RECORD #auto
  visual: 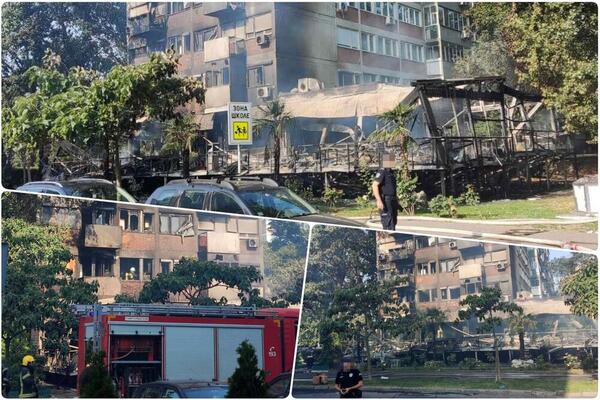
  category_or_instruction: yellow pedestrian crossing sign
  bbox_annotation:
[228,102,253,145]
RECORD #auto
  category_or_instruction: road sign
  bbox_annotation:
[228,102,253,146]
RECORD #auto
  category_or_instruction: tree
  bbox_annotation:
[162,113,201,179]
[255,99,292,179]
[84,51,205,186]
[79,351,117,398]
[135,258,264,306]
[467,2,598,140]
[1,218,98,380]
[457,287,522,382]
[453,36,517,85]
[370,103,419,215]
[507,310,536,358]
[1,3,126,77]
[328,278,407,380]
[560,255,597,320]
[226,341,268,398]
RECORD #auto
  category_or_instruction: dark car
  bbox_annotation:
[132,381,228,398]
[145,177,363,227]
[266,372,292,398]
[16,178,137,202]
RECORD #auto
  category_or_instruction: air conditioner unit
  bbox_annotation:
[256,86,272,99]
[497,262,507,271]
[385,15,394,25]
[256,34,270,47]
[297,77,324,93]
[448,241,458,250]
[247,238,258,249]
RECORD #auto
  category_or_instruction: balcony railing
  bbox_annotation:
[84,225,122,248]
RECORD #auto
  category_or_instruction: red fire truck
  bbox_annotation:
[76,304,298,397]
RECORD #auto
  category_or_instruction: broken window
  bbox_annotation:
[193,26,218,52]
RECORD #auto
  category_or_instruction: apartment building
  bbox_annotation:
[41,199,266,303]
[127,2,470,148]
[376,233,534,320]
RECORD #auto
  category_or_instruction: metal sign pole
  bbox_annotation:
[237,144,242,174]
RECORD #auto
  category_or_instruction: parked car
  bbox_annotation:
[16,178,137,202]
[132,381,228,398]
[145,177,363,226]
[266,372,292,398]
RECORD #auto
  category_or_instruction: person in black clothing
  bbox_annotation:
[2,364,10,397]
[335,361,363,398]
[372,153,398,231]
[19,355,38,398]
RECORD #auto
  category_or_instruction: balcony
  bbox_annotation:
[84,225,122,248]
[129,16,150,35]
[204,38,245,63]
[204,85,231,113]
[458,263,482,280]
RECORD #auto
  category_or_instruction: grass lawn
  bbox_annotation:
[314,191,577,220]
[372,377,597,394]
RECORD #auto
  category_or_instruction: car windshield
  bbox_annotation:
[182,387,228,398]
[237,188,317,218]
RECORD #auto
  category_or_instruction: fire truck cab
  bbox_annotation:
[76,304,298,397]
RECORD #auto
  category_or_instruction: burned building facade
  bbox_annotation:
[126,2,470,150]
[40,198,266,303]
[376,232,552,320]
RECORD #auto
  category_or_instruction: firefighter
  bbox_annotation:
[19,355,38,398]
[372,153,398,231]
[335,359,363,398]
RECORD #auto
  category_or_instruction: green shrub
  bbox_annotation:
[484,352,495,364]
[535,355,549,370]
[424,360,444,369]
[396,174,420,215]
[581,354,597,371]
[358,162,375,197]
[356,194,371,209]
[428,195,459,218]
[323,187,344,207]
[445,353,457,366]
[564,354,581,369]
[458,184,480,206]
[458,357,481,370]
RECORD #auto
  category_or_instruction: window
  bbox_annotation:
[93,209,114,225]
[337,27,359,49]
[143,213,153,232]
[245,12,273,39]
[450,287,461,299]
[338,71,360,86]
[168,2,184,14]
[363,73,377,83]
[179,190,207,210]
[431,288,438,300]
[418,289,430,302]
[426,44,440,60]
[159,213,194,236]
[150,189,178,206]
[167,35,183,54]
[361,32,375,53]
[120,258,139,281]
[120,209,140,232]
[463,279,483,295]
[398,5,422,26]
[441,287,448,300]
[94,257,113,277]
[143,259,153,281]
[160,260,173,274]
[183,33,191,53]
[440,258,459,273]
[401,42,423,62]
[210,192,244,214]
[222,67,230,85]
[430,261,437,274]
[193,27,218,52]
[247,66,264,87]
[442,42,464,62]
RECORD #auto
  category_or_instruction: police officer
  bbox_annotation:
[372,153,399,231]
[19,355,38,398]
[335,360,364,398]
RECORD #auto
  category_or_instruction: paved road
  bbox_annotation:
[359,217,597,250]
[292,387,468,398]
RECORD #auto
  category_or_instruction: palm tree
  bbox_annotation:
[508,310,536,358]
[162,113,200,179]
[255,99,291,179]
[370,103,416,180]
